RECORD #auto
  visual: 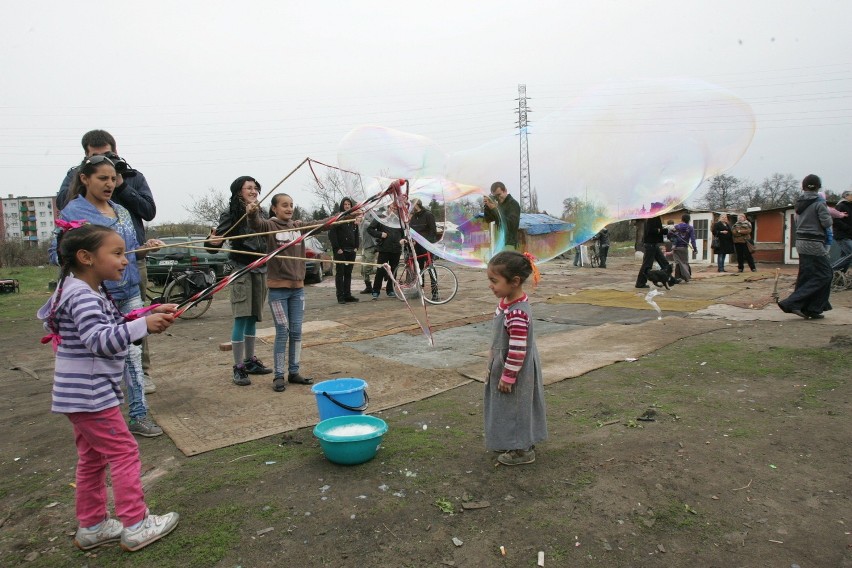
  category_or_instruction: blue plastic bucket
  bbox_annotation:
[311,378,369,421]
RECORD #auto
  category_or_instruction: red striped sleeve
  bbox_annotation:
[500,309,530,384]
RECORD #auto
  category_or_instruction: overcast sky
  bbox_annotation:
[2,0,851,224]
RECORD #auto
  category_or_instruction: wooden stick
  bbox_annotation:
[174,244,385,267]
[771,268,780,301]
[128,218,358,255]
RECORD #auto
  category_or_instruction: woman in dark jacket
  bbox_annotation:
[711,213,735,272]
[206,176,272,385]
[367,203,404,299]
[328,197,360,304]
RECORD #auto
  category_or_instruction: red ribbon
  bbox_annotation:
[124,304,160,321]
[40,333,61,352]
[54,219,87,232]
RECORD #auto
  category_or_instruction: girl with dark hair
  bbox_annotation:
[52,155,163,437]
[328,197,360,304]
[483,251,548,466]
[38,224,179,552]
[207,176,272,386]
[246,193,320,391]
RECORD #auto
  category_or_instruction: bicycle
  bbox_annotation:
[393,247,459,305]
[146,264,215,319]
[830,252,852,292]
[588,243,601,268]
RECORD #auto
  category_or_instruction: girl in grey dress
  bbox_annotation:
[484,251,548,466]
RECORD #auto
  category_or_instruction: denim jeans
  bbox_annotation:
[268,287,305,376]
[716,253,727,271]
[116,295,147,421]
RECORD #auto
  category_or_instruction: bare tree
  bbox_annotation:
[184,187,228,226]
[697,174,761,211]
[755,173,798,208]
[305,169,360,215]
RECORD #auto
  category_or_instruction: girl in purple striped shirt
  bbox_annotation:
[37,224,180,552]
[484,251,548,466]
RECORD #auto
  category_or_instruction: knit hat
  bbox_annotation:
[802,174,821,191]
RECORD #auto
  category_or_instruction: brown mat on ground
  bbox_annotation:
[151,342,471,456]
[459,317,728,384]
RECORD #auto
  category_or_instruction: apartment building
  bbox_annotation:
[0,195,58,244]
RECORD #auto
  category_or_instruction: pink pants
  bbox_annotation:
[67,406,147,527]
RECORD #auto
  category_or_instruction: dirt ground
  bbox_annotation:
[1,257,850,567]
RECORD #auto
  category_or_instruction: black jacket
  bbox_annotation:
[712,220,735,254]
[328,198,360,252]
[367,217,403,254]
[643,216,666,245]
[483,194,521,247]
[410,208,438,243]
[209,208,268,268]
[834,199,852,241]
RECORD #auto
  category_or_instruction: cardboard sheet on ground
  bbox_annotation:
[459,317,728,384]
[152,341,471,456]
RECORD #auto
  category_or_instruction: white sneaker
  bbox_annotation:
[120,511,179,551]
[143,374,157,394]
[74,516,123,550]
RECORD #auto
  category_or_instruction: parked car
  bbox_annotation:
[146,236,233,285]
[304,235,333,283]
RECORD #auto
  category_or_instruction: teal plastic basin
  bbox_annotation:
[313,415,388,465]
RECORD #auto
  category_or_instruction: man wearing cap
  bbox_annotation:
[834,190,852,272]
[777,174,834,319]
[483,181,521,251]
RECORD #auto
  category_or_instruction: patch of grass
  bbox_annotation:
[0,266,54,320]
[378,425,448,465]
[639,499,699,532]
[729,427,753,438]
[798,376,842,408]
[118,504,243,567]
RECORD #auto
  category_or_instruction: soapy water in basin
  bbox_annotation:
[324,424,380,437]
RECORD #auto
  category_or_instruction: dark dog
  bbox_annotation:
[645,265,673,289]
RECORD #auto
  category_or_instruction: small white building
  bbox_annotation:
[0,194,58,245]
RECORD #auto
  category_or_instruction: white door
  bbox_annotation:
[784,210,798,264]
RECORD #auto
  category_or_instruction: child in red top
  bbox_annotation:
[483,251,548,466]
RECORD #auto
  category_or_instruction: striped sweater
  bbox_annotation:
[497,294,530,384]
[37,276,149,414]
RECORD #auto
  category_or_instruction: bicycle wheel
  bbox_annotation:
[422,264,458,305]
[164,273,212,319]
[393,262,419,302]
[831,270,849,293]
[589,247,600,268]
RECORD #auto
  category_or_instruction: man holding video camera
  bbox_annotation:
[483,181,521,251]
[56,130,159,396]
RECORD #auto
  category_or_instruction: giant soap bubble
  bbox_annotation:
[339,78,755,266]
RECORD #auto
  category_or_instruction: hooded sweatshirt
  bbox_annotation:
[794,191,832,256]
[247,210,309,288]
[37,276,148,414]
